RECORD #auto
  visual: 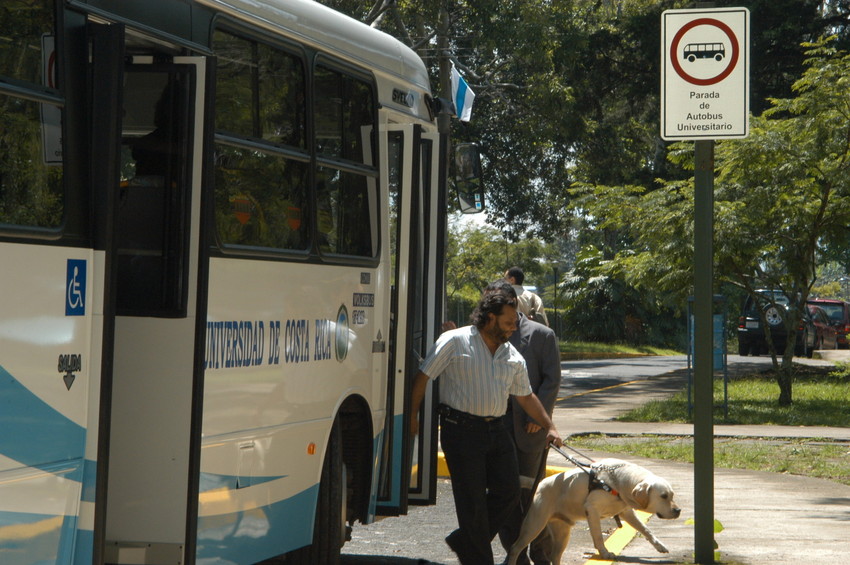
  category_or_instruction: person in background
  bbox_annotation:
[494,280,562,565]
[409,282,563,565]
[505,266,550,326]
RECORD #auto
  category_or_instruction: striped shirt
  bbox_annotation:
[419,325,531,417]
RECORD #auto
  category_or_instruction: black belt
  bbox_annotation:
[438,404,503,425]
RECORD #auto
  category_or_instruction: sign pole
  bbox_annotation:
[693,139,715,563]
[662,7,747,561]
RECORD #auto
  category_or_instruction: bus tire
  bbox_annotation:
[287,420,344,565]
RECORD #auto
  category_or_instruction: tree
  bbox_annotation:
[318,1,850,246]
[444,215,555,325]
[572,37,850,404]
[713,37,850,404]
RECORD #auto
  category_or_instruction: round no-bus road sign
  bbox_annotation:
[661,8,749,140]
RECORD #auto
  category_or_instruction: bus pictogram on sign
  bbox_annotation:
[670,18,740,86]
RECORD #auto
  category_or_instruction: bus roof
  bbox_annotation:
[197,0,431,92]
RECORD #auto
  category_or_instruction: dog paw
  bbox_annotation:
[650,539,669,553]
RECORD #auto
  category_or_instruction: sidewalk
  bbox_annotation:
[546,358,850,565]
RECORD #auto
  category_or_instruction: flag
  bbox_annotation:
[451,64,475,122]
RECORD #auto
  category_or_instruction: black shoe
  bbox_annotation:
[445,530,475,565]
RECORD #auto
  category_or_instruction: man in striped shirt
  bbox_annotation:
[410,283,562,565]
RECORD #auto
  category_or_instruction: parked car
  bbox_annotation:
[805,304,839,352]
[737,290,821,357]
[807,298,850,349]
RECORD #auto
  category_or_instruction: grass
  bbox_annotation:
[567,359,850,486]
[560,340,680,357]
[619,362,850,427]
[569,434,850,486]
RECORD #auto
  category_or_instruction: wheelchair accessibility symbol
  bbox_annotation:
[66,259,86,316]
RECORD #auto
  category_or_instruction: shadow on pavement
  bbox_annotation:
[342,558,445,564]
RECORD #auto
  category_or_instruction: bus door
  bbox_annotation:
[90,24,209,565]
[376,123,440,516]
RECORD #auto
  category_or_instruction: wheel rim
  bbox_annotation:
[765,306,783,326]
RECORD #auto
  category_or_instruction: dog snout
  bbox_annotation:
[658,505,681,520]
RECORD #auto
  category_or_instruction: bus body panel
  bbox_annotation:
[198,258,389,561]
[0,0,444,563]
[0,243,99,565]
[195,0,431,92]
[202,259,383,435]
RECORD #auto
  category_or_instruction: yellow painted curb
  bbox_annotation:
[436,454,569,479]
[580,510,652,564]
[436,454,648,564]
[437,451,450,478]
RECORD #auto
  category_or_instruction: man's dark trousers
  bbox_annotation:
[441,414,520,565]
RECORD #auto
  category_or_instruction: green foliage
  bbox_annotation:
[568,37,850,402]
[558,243,687,348]
[558,341,679,357]
[443,215,558,327]
[321,1,850,365]
[713,37,850,401]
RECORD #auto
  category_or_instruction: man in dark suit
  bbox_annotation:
[496,282,562,565]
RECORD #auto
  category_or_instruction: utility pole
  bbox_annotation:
[437,0,451,137]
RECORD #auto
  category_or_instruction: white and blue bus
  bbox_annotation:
[0,1,472,563]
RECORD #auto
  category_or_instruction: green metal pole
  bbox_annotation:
[693,139,715,563]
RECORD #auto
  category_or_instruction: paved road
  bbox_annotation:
[342,477,605,565]
[342,355,695,564]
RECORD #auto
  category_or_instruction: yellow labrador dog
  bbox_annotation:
[507,458,681,564]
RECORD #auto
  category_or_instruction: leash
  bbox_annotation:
[549,442,594,469]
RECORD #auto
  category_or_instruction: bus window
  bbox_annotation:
[214,146,310,250]
[0,0,55,84]
[314,64,376,165]
[0,94,64,228]
[213,30,306,149]
[117,69,192,316]
[314,63,378,258]
[212,29,311,252]
[316,167,376,257]
[0,0,64,229]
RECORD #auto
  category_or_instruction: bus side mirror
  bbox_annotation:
[453,143,484,214]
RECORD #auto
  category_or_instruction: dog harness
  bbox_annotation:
[588,464,625,528]
[587,467,619,497]
[548,444,628,527]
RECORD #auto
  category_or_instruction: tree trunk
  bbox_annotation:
[775,335,796,406]
[776,368,793,405]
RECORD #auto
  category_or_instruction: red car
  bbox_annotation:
[807,298,850,349]
[805,304,839,352]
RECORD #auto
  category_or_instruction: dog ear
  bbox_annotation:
[631,481,651,509]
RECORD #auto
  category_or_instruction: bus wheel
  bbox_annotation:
[287,420,344,565]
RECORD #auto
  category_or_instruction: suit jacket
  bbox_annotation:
[508,313,561,452]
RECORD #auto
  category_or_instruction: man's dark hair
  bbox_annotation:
[506,266,525,285]
[471,280,518,329]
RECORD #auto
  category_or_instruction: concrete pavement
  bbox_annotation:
[544,355,850,565]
